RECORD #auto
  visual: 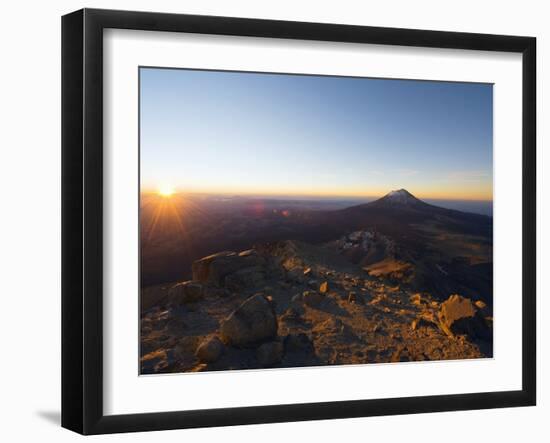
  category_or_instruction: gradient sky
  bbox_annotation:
[140,67,493,201]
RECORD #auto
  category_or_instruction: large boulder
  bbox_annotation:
[168,281,203,304]
[224,266,265,291]
[192,250,265,285]
[284,333,314,353]
[256,341,284,367]
[195,336,224,363]
[438,294,490,339]
[220,294,278,347]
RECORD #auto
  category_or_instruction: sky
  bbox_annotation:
[140,67,493,201]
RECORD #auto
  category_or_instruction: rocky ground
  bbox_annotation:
[140,237,493,374]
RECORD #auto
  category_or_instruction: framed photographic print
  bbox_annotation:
[61,8,536,434]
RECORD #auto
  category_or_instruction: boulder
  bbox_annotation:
[475,300,487,310]
[224,266,265,291]
[220,294,278,347]
[438,294,490,339]
[141,349,176,374]
[474,299,492,316]
[319,281,329,293]
[175,336,201,356]
[409,293,423,306]
[284,333,314,353]
[192,251,264,285]
[280,306,304,324]
[195,336,224,363]
[238,249,257,258]
[192,251,236,282]
[256,341,284,366]
[411,314,438,331]
[168,281,204,303]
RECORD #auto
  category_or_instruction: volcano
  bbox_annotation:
[335,189,492,238]
[370,188,427,208]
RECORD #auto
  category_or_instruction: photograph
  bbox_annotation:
[138,67,494,375]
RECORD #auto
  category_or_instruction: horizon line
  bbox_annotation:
[140,188,493,202]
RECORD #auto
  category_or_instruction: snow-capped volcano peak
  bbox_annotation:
[384,189,417,203]
[368,189,427,209]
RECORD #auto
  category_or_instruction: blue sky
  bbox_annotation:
[140,67,493,200]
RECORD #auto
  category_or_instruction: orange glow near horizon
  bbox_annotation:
[141,193,214,249]
[141,185,492,202]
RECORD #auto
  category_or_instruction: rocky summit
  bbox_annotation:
[140,237,493,374]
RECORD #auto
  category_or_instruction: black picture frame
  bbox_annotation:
[62,8,536,435]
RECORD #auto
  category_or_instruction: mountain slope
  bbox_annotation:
[140,240,493,374]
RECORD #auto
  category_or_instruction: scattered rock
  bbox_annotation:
[410,293,423,306]
[280,306,304,324]
[391,347,410,362]
[192,251,235,282]
[192,251,264,285]
[411,311,440,331]
[195,336,224,363]
[168,281,204,303]
[141,349,176,374]
[166,317,186,333]
[284,333,314,353]
[438,294,490,339]
[238,249,257,258]
[190,363,209,372]
[347,291,364,305]
[220,294,278,347]
[314,318,355,338]
[302,291,324,307]
[475,300,487,310]
[256,341,284,366]
[175,336,201,357]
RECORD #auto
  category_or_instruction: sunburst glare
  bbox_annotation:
[158,185,175,197]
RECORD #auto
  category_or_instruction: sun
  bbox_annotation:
[157,185,175,198]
